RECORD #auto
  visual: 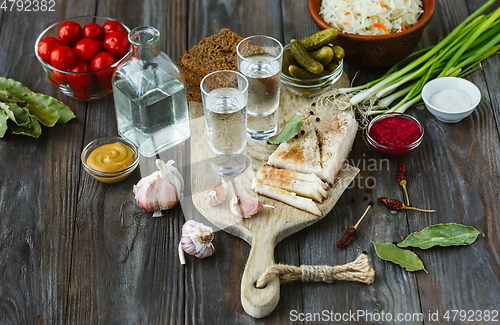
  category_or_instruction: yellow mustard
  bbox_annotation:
[87,142,135,173]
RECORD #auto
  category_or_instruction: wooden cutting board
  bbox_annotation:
[189,73,359,318]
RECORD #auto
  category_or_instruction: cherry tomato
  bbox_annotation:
[96,41,105,53]
[91,52,116,77]
[71,83,94,100]
[74,38,99,62]
[49,70,68,88]
[50,45,77,71]
[103,31,130,59]
[82,23,104,41]
[66,60,93,87]
[102,20,126,35]
[51,70,68,84]
[58,21,83,47]
[95,75,113,90]
[38,37,61,63]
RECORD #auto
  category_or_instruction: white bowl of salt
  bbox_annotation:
[422,77,481,123]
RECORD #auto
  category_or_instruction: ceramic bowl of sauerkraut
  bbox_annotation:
[309,0,435,67]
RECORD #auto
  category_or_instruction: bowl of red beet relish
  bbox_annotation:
[366,113,424,158]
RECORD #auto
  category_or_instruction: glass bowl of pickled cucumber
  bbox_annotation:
[281,42,343,97]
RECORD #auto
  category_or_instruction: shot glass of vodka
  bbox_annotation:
[237,35,283,140]
[200,70,249,176]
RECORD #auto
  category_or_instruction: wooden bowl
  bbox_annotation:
[309,0,435,67]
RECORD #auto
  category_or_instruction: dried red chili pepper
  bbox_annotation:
[378,197,435,212]
[379,197,404,210]
[336,227,356,248]
[396,162,406,184]
[336,205,372,248]
[396,162,410,205]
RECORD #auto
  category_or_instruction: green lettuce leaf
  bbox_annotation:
[373,242,427,273]
[398,223,484,249]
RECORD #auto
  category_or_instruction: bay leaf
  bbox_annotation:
[1,102,31,127]
[373,242,427,273]
[24,93,72,124]
[0,109,8,138]
[398,223,483,249]
[10,115,42,138]
[0,77,75,138]
[0,77,75,125]
[0,76,32,99]
[26,102,61,127]
[268,113,304,144]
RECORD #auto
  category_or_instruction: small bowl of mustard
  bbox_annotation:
[81,137,139,183]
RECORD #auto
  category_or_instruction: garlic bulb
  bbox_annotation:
[230,195,274,218]
[133,159,184,217]
[179,220,215,265]
[203,181,225,206]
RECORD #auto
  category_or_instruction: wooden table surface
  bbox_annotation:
[1,0,499,324]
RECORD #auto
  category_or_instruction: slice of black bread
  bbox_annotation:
[176,54,204,85]
[181,28,243,77]
[177,28,268,101]
[176,58,202,102]
[185,79,202,102]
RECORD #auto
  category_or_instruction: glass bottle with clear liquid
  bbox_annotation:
[112,26,190,157]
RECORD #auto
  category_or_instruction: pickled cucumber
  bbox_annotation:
[299,28,339,51]
[290,39,324,74]
[331,45,345,62]
[324,62,339,73]
[289,64,330,79]
[309,46,334,66]
[282,48,297,76]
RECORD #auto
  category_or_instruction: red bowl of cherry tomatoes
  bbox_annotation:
[35,16,131,101]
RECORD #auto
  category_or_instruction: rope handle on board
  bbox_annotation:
[255,253,375,289]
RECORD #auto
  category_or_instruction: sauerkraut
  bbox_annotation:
[320,0,423,36]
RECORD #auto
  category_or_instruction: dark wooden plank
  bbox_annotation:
[96,0,187,59]
[478,8,500,136]
[187,0,282,46]
[0,3,94,324]
[397,1,500,323]
[64,0,190,324]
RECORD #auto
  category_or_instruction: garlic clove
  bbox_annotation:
[230,195,274,218]
[135,176,159,211]
[160,159,184,202]
[194,243,214,259]
[179,220,215,264]
[203,181,226,206]
[133,171,159,194]
[152,177,179,210]
[182,219,198,233]
[165,160,184,192]
[134,159,183,216]
[180,234,198,255]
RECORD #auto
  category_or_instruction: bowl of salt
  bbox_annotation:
[422,77,481,123]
